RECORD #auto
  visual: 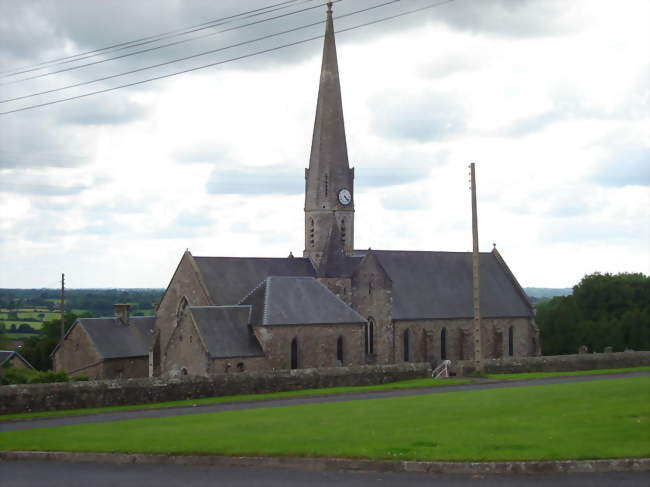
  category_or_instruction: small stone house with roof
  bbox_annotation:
[52,305,154,379]
[55,4,539,380]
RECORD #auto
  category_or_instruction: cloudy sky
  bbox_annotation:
[0,0,648,289]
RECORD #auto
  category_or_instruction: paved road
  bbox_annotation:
[1,460,648,487]
[2,371,648,432]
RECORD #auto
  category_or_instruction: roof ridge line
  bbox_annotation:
[312,278,366,321]
[190,305,249,309]
[262,277,272,326]
[237,278,267,305]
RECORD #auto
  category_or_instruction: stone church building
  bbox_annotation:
[54,4,539,379]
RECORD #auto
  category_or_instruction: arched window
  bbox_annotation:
[336,336,344,363]
[508,326,514,356]
[365,318,375,355]
[291,337,299,369]
[440,328,447,360]
[403,329,410,362]
[309,218,315,247]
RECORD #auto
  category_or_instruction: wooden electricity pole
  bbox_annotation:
[59,273,65,371]
[470,163,483,373]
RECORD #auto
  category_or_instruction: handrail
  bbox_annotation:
[432,359,451,378]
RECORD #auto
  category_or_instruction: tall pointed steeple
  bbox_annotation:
[304,2,355,265]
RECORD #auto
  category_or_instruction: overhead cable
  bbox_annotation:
[0,0,312,78]
[0,0,454,116]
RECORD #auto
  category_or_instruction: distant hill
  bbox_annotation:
[524,287,573,299]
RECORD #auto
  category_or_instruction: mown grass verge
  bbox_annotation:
[1,376,647,461]
[485,365,650,381]
[0,377,470,422]
[2,366,648,422]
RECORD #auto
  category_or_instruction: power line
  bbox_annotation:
[0,0,311,78]
[0,0,363,104]
[1,0,339,88]
[0,0,454,116]
[2,0,324,84]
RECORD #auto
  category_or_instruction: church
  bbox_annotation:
[54,4,540,380]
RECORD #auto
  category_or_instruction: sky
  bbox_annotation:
[0,0,648,289]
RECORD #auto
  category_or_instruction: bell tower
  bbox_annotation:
[304,2,354,266]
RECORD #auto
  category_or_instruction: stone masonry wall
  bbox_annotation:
[393,317,534,364]
[155,252,213,372]
[351,253,394,364]
[208,357,269,375]
[52,323,103,378]
[254,323,365,369]
[163,311,209,377]
[0,363,431,415]
[102,357,149,379]
[457,350,650,375]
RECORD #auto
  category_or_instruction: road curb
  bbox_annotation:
[1,451,648,474]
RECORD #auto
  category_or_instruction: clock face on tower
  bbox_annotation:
[338,188,352,205]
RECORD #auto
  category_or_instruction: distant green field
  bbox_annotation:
[5,333,38,339]
[0,321,43,329]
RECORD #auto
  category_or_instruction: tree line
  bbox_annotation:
[0,288,163,317]
[536,272,649,355]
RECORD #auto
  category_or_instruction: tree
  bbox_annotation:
[536,272,649,355]
[20,313,77,371]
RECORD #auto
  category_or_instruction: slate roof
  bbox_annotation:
[242,276,366,326]
[193,256,317,305]
[360,250,533,320]
[75,316,155,359]
[188,306,264,359]
[0,350,34,369]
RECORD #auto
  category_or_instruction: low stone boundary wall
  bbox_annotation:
[0,363,431,415]
[458,351,650,375]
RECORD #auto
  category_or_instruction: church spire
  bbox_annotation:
[304,2,355,264]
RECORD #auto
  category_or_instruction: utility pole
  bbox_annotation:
[59,273,65,372]
[470,163,483,373]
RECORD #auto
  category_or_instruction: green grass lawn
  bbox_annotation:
[486,366,650,381]
[0,378,471,421]
[1,377,647,461]
[2,366,647,422]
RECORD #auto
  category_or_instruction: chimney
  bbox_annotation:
[114,304,130,325]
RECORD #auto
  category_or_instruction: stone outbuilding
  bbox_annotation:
[52,305,154,379]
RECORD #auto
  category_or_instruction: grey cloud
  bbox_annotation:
[357,164,430,189]
[504,95,598,136]
[0,177,89,196]
[55,97,148,126]
[381,192,428,211]
[0,111,92,168]
[207,165,302,195]
[428,0,572,38]
[372,92,465,142]
[173,144,230,165]
[592,147,650,188]
[504,86,649,137]
[0,0,572,81]
[545,198,592,218]
[419,51,487,79]
[150,209,216,239]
